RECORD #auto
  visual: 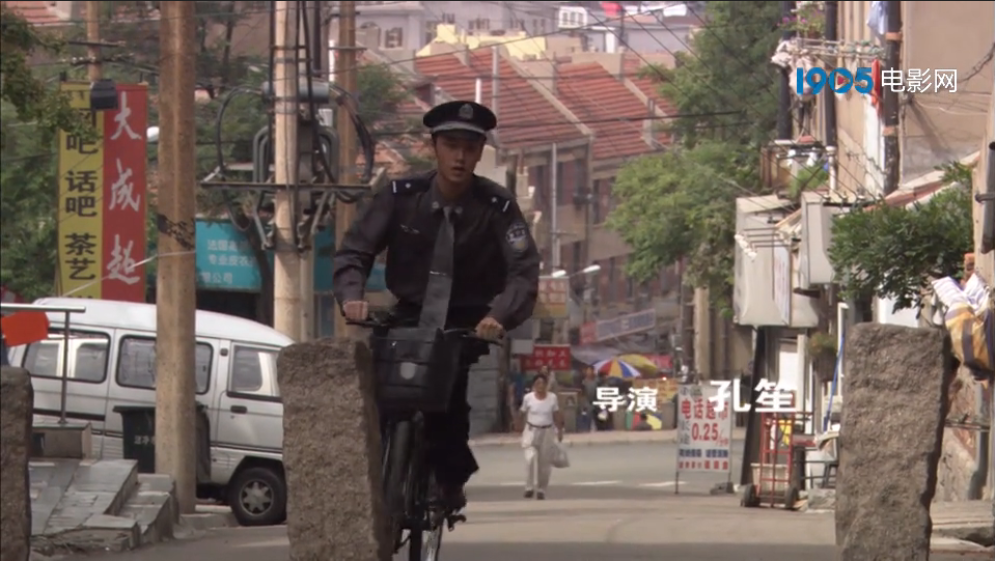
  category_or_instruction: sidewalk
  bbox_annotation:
[469,427,748,448]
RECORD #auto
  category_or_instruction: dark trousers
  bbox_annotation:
[423,360,478,487]
[383,303,487,487]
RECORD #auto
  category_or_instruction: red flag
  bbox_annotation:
[1,311,50,347]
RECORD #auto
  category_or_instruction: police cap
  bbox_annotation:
[422,100,497,138]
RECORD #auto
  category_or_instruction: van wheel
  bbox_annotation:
[228,466,286,526]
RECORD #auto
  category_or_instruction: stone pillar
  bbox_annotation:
[278,339,390,561]
[1,367,34,561]
[835,324,954,561]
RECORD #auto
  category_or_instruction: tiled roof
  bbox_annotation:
[3,1,65,25]
[622,53,676,115]
[555,62,658,161]
[415,51,586,150]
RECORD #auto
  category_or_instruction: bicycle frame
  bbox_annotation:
[350,318,497,560]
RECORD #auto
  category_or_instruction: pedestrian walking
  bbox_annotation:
[520,374,564,500]
[579,366,598,432]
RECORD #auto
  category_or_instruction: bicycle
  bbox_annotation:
[348,317,500,561]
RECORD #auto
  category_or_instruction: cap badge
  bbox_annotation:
[458,103,473,120]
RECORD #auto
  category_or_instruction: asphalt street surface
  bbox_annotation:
[61,442,986,561]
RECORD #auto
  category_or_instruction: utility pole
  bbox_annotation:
[550,143,560,273]
[333,0,358,340]
[273,0,303,341]
[296,2,321,341]
[156,1,198,515]
[823,1,839,149]
[677,258,695,378]
[85,0,101,80]
[882,1,902,195]
[777,1,796,140]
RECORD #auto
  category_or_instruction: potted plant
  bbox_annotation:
[781,1,826,39]
[808,330,838,362]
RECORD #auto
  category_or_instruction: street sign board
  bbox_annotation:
[532,276,569,319]
[675,383,734,492]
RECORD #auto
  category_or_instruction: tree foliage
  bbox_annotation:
[654,1,782,148]
[607,141,759,293]
[1,2,410,300]
[356,62,411,132]
[828,187,975,312]
[0,6,93,150]
[610,1,783,303]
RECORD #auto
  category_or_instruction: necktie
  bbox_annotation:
[419,206,455,329]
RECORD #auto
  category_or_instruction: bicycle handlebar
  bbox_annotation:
[346,319,504,346]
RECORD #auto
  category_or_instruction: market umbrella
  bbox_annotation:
[617,354,661,376]
[592,358,640,378]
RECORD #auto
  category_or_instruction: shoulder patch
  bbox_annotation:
[505,221,530,254]
[390,177,431,195]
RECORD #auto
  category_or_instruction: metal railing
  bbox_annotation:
[1,303,87,424]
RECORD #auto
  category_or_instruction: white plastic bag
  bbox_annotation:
[550,441,570,469]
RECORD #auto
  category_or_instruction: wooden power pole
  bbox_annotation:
[333,0,358,340]
[85,0,101,80]
[882,1,902,195]
[156,1,198,515]
[273,1,303,341]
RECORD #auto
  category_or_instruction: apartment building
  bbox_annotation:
[822,1,994,196]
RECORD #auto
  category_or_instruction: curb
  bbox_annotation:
[180,511,238,531]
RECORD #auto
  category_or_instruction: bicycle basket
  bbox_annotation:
[370,327,464,413]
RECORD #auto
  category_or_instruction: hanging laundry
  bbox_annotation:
[867,1,888,39]
[932,274,993,381]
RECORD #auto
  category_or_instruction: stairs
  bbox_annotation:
[29,459,178,555]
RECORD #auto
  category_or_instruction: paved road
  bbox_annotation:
[470,441,740,496]
[60,442,988,560]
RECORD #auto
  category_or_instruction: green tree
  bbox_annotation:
[828,186,975,312]
[607,141,758,294]
[655,1,782,147]
[356,62,411,132]
[0,6,95,299]
[610,1,783,304]
[0,6,92,149]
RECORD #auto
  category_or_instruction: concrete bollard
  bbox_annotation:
[1,367,34,561]
[278,338,390,561]
[836,324,954,561]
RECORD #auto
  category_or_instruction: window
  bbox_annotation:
[592,180,602,224]
[22,332,110,383]
[425,21,440,45]
[116,337,213,394]
[229,347,280,399]
[384,27,404,48]
[360,22,382,49]
[555,161,566,203]
[607,257,617,302]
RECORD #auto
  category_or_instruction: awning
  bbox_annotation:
[571,345,622,365]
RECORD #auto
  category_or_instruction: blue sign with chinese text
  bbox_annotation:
[195,221,270,291]
[195,220,385,292]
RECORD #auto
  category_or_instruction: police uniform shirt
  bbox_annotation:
[332,173,541,331]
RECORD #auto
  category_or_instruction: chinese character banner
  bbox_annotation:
[57,82,148,302]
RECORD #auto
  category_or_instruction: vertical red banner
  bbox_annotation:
[101,84,149,302]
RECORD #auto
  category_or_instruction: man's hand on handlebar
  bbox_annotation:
[343,300,369,321]
[474,316,504,342]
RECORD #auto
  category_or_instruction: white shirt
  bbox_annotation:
[521,392,559,427]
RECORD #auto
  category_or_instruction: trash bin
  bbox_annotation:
[113,404,211,483]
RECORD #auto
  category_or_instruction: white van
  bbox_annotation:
[8,297,293,526]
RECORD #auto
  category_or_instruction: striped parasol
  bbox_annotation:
[592,358,641,378]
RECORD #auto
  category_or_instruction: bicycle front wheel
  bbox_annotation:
[384,419,413,548]
[419,524,443,561]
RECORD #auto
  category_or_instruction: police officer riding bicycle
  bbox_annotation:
[332,99,541,510]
